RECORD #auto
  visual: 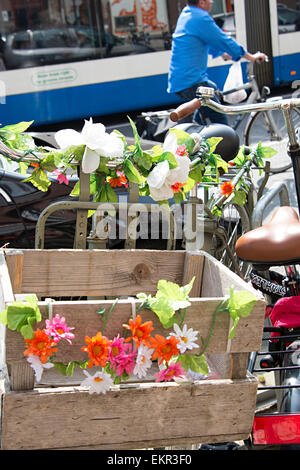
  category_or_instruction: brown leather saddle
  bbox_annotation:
[235,206,300,265]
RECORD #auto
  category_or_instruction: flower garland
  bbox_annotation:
[0,281,258,395]
[0,117,267,210]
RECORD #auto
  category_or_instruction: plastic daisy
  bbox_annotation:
[149,334,180,365]
[123,315,154,347]
[80,369,114,394]
[26,354,54,382]
[81,331,112,368]
[24,328,58,364]
[154,362,186,382]
[133,343,154,379]
[168,323,199,354]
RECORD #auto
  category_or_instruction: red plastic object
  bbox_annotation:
[253,414,300,444]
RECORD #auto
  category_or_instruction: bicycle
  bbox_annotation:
[170,60,300,174]
[170,83,300,449]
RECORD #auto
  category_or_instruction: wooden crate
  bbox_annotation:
[0,248,265,450]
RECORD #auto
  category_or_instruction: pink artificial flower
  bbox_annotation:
[109,335,127,369]
[45,314,75,344]
[176,144,187,157]
[154,362,186,383]
[52,169,69,185]
[112,342,137,377]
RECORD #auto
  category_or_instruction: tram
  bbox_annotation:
[0,0,299,127]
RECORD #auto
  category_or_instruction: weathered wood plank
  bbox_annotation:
[182,252,204,297]
[16,249,187,297]
[4,250,24,294]
[1,377,258,450]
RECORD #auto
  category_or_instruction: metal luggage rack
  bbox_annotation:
[249,325,300,447]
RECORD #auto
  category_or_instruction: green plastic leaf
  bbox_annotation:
[230,189,247,206]
[0,121,34,134]
[156,279,192,310]
[206,137,223,154]
[124,159,145,184]
[227,287,257,339]
[22,169,51,192]
[169,128,195,155]
[2,295,41,338]
[178,354,209,375]
[147,296,175,329]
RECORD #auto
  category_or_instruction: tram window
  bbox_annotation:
[277,1,300,33]
[0,0,176,70]
[212,0,236,38]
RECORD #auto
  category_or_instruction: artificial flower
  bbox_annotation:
[108,334,127,368]
[81,331,112,368]
[80,369,114,394]
[54,118,124,174]
[24,328,58,364]
[185,368,210,381]
[133,343,154,379]
[149,334,180,365]
[220,180,235,197]
[107,170,128,188]
[175,144,187,156]
[146,133,191,202]
[168,323,199,354]
[123,314,154,347]
[45,314,75,344]
[52,169,69,185]
[112,342,137,377]
[26,354,54,382]
[154,362,186,382]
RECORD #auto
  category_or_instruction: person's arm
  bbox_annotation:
[243,51,267,62]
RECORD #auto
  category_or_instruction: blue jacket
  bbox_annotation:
[167,6,247,93]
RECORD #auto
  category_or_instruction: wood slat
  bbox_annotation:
[14,249,187,297]
[2,377,258,450]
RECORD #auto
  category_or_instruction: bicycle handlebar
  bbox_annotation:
[169,88,300,122]
[169,98,201,123]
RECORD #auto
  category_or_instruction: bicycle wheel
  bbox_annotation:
[211,203,251,279]
[245,107,300,173]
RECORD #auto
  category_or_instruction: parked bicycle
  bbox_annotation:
[170,83,300,449]
[169,60,300,174]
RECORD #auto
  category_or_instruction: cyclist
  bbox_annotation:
[167,0,266,126]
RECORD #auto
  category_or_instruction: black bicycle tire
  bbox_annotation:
[244,109,299,174]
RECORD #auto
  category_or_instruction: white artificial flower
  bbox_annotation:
[133,344,154,379]
[168,324,199,354]
[147,155,190,202]
[185,368,210,381]
[80,369,114,394]
[26,354,54,382]
[171,299,191,311]
[163,131,178,155]
[54,118,124,174]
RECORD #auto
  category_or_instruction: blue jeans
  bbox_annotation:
[176,80,229,126]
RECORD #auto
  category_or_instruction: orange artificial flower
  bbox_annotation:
[108,171,128,188]
[149,334,180,365]
[81,331,112,368]
[30,162,39,170]
[171,182,186,194]
[24,328,58,364]
[123,314,154,347]
[220,180,235,197]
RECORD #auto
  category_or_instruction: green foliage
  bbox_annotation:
[137,277,195,329]
[178,354,209,376]
[0,295,41,339]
